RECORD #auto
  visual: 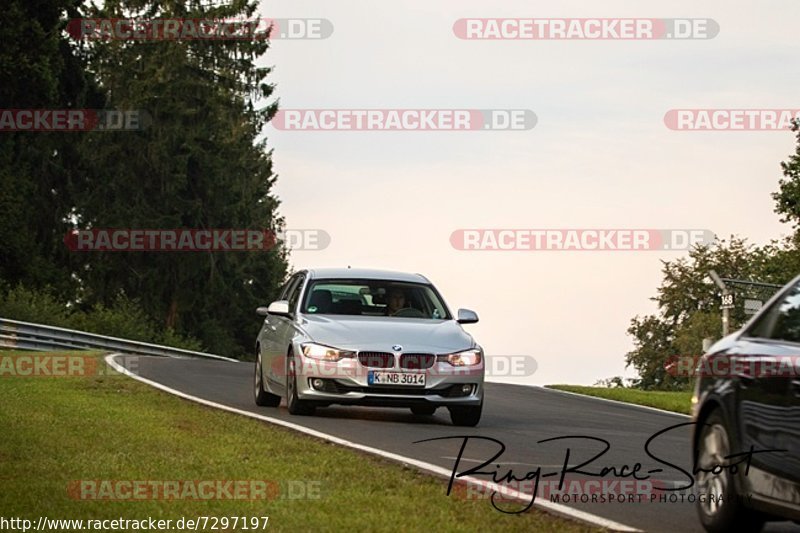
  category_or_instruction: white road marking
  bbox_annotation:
[538,386,691,419]
[105,354,641,532]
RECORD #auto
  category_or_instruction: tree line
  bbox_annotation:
[623,124,800,389]
[0,0,288,358]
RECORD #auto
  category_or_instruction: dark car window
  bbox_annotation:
[768,282,800,343]
[280,276,298,301]
[301,279,450,319]
[285,274,306,314]
[747,301,779,339]
[277,279,292,300]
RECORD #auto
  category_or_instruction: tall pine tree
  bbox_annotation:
[0,0,99,297]
[72,0,287,356]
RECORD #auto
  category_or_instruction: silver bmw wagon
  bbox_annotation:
[253,268,484,426]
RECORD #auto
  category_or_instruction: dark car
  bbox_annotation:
[692,275,800,532]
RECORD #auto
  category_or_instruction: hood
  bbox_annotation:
[706,331,741,354]
[299,314,475,353]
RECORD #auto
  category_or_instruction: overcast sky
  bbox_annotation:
[257,0,800,385]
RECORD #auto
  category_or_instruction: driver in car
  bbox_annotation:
[386,287,409,316]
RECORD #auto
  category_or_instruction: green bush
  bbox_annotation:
[158,327,204,352]
[0,284,72,327]
[70,295,159,343]
[0,284,206,353]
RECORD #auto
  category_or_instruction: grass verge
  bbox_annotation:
[0,350,593,532]
[546,385,692,415]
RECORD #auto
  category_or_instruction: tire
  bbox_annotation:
[286,352,315,416]
[695,410,765,533]
[449,400,482,427]
[254,349,281,407]
[411,405,437,416]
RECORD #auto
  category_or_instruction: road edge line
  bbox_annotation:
[539,386,691,418]
[105,354,641,532]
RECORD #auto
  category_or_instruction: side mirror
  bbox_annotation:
[267,300,291,317]
[457,308,479,324]
[256,306,270,316]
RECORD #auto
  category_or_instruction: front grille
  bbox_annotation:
[399,353,435,369]
[358,351,394,368]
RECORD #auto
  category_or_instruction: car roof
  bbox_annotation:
[307,268,430,284]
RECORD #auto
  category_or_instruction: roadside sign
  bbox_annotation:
[744,299,763,315]
[720,293,735,310]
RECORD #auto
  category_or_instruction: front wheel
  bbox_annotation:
[695,411,765,533]
[286,353,315,416]
[254,350,280,407]
[449,400,482,427]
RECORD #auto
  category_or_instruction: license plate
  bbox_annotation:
[368,371,426,387]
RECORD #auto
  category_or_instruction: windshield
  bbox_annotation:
[301,279,451,319]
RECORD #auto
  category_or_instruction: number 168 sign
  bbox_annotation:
[721,293,735,309]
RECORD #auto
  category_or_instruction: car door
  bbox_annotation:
[264,273,306,394]
[261,274,300,393]
[735,280,800,500]
[757,283,800,486]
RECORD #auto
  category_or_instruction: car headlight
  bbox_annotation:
[301,343,354,362]
[446,348,482,366]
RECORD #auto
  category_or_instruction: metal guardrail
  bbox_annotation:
[0,317,237,362]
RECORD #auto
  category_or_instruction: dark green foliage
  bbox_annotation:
[0,0,99,297]
[773,121,800,228]
[626,126,800,389]
[0,0,287,358]
[626,238,798,390]
[0,284,202,350]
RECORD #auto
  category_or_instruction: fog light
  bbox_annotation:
[461,384,472,395]
[312,378,325,390]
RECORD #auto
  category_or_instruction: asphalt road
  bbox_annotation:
[119,355,800,533]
